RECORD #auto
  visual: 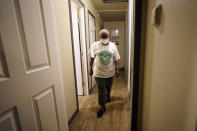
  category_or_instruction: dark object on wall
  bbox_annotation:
[152,4,162,27]
[120,66,125,71]
[100,25,104,30]
[112,40,119,45]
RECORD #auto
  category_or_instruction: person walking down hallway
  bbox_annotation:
[89,29,120,118]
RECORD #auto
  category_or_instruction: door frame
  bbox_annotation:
[71,1,84,96]
[130,0,143,130]
[68,0,88,124]
[87,10,96,93]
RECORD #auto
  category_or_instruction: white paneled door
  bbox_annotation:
[0,0,68,131]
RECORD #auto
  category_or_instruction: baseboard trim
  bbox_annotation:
[68,109,79,125]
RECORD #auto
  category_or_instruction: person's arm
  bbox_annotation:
[115,60,120,77]
[113,44,120,77]
[89,42,95,76]
[89,57,94,76]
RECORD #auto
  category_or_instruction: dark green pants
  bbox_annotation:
[95,77,113,106]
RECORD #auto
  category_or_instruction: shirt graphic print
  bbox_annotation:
[89,41,120,78]
[99,50,112,66]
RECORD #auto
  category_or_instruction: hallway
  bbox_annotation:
[69,72,131,131]
[1,0,197,130]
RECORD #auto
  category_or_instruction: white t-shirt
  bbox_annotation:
[89,41,120,78]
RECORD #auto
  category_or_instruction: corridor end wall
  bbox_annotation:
[104,21,126,68]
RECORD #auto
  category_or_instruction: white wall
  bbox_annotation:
[142,0,197,130]
[104,21,126,68]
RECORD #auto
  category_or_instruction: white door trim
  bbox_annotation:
[69,0,89,97]
[88,10,96,93]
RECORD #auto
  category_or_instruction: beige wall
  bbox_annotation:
[81,0,103,49]
[81,0,103,91]
[53,0,103,120]
[53,0,77,120]
[104,21,126,68]
[141,0,197,131]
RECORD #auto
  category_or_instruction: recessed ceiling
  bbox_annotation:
[103,0,128,3]
[92,0,128,10]
[92,0,128,22]
[99,11,126,21]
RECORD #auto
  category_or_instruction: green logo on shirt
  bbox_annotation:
[99,50,112,65]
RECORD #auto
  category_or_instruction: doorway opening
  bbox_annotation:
[87,10,96,93]
[69,0,89,97]
[68,0,143,130]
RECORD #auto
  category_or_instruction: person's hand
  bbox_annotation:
[89,69,93,76]
[115,71,119,77]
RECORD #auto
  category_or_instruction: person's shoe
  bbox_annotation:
[97,107,106,118]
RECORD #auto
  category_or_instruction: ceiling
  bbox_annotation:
[99,10,126,21]
[92,0,128,21]
[103,0,128,3]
